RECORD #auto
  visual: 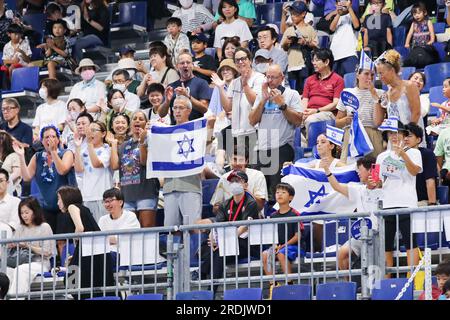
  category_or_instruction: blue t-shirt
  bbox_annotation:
[168,76,212,125]
[0,121,33,146]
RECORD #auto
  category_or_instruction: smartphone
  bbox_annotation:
[370,164,380,183]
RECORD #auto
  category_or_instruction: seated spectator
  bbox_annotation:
[301,48,344,141]
[136,46,179,97]
[0,132,22,196]
[418,259,450,300]
[172,0,215,35]
[143,83,171,125]
[280,1,319,93]
[110,111,160,228]
[73,0,110,62]
[45,2,76,36]
[13,125,76,234]
[0,272,9,300]
[191,33,217,84]
[158,52,211,125]
[99,89,132,134]
[213,0,256,28]
[254,26,288,75]
[33,78,67,142]
[427,78,450,136]
[214,0,253,60]
[106,58,141,94]
[98,188,141,251]
[0,98,32,147]
[252,49,273,75]
[210,145,268,214]
[62,98,87,147]
[0,168,21,231]
[109,113,130,148]
[220,37,240,62]
[164,17,190,67]
[68,58,106,120]
[434,127,450,192]
[110,69,141,112]
[161,96,202,227]
[329,0,360,76]
[6,197,55,299]
[1,24,31,84]
[403,2,439,69]
[249,64,303,202]
[73,121,112,222]
[56,186,114,300]
[362,0,393,59]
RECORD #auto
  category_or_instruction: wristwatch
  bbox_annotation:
[317,109,321,113]
[279,103,287,111]
[326,172,332,177]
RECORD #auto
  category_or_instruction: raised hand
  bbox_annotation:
[165,86,174,102]
[12,140,25,156]
[270,88,284,106]
[261,81,270,101]
[210,73,225,88]
[105,131,118,145]
[73,134,83,148]
[98,97,108,113]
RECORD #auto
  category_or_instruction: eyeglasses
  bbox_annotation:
[89,128,103,133]
[103,198,117,204]
[1,106,18,112]
[266,75,281,80]
[173,106,189,111]
[234,56,249,63]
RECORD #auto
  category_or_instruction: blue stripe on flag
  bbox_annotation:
[151,118,207,134]
[282,165,359,183]
[152,158,205,170]
[349,112,374,157]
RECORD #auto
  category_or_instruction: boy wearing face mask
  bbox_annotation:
[111,69,141,112]
[68,58,106,121]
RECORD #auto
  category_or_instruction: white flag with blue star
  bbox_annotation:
[146,118,207,178]
[279,163,360,216]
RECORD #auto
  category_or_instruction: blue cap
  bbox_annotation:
[119,46,135,56]
[289,1,308,13]
[190,33,209,43]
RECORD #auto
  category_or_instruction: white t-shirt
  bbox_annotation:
[214,19,253,48]
[347,183,383,230]
[79,143,113,201]
[144,107,171,125]
[98,209,141,251]
[376,148,423,209]
[0,194,21,230]
[68,79,106,119]
[329,14,358,61]
[32,100,67,129]
[124,90,141,112]
[227,71,265,136]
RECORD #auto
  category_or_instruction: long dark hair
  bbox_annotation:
[0,131,15,162]
[18,197,45,226]
[57,186,83,211]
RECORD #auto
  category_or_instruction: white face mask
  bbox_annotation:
[179,0,193,9]
[255,63,270,74]
[69,111,80,121]
[111,98,125,111]
[113,83,126,92]
[229,182,244,196]
[39,87,48,100]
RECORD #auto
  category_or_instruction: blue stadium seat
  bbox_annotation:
[371,278,413,300]
[305,219,350,258]
[393,26,406,47]
[318,35,330,49]
[22,14,45,43]
[6,0,16,10]
[256,3,283,25]
[86,296,121,300]
[202,179,219,218]
[400,66,416,80]
[424,63,450,92]
[289,79,297,90]
[429,85,446,117]
[205,48,216,58]
[344,72,356,88]
[4,66,40,93]
[296,120,335,160]
[438,185,449,205]
[316,282,357,300]
[126,293,163,300]
[433,22,446,34]
[433,42,447,62]
[394,46,409,61]
[176,290,214,300]
[111,1,148,30]
[271,284,312,300]
[223,288,262,300]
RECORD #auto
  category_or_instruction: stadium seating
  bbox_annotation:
[271,284,312,300]
[305,219,350,259]
[371,278,413,300]
[400,66,416,81]
[428,85,446,117]
[289,79,297,90]
[2,67,41,106]
[433,22,446,34]
[316,282,357,300]
[318,35,330,49]
[256,3,284,25]
[424,62,450,92]
[437,185,449,205]
[344,72,355,88]
[110,1,149,35]
[223,288,263,300]
[394,46,409,61]
[202,179,219,218]
[22,13,45,44]
[205,48,216,58]
[393,26,406,47]
[433,42,447,62]
[176,290,214,300]
[126,293,164,300]
[86,296,121,300]
[296,120,335,160]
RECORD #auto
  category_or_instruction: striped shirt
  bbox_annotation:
[172,4,215,34]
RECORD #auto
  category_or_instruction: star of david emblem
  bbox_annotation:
[177,134,195,159]
[304,185,328,208]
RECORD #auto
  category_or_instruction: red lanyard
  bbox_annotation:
[229,195,245,222]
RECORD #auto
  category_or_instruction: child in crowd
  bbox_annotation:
[1,23,31,84]
[280,1,318,94]
[329,0,360,76]
[362,0,393,59]
[163,17,190,67]
[419,259,450,300]
[262,183,302,295]
[145,83,170,124]
[191,33,217,84]
[426,78,450,136]
[45,2,75,36]
[40,19,73,79]
[404,2,439,69]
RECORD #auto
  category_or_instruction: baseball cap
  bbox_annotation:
[119,46,136,56]
[254,49,271,60]
[190,33,209,43]
[288,1,308,13]
[227,170,248,183]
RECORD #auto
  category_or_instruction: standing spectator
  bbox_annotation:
[0,98,32,147]
[110,111,160,228]
[280,1,314,33]
[110,69,141,112]
[68,58,106,120]
[45,2,76,36]
[161,96,202,227]
[0,168,20,230]
[144,83,171,125]
[255,26,288,75]
[220,37,240,61]
[13,125,76,233]
[62,98,87,147]
[163,17,190,67]
[313,0,360,33]
[301,48,344,141]
[74,0,110,62]
[280,1,319,93]
[172,0,215,34]
[249,64,303,202]
[6,197,55,299]
[362,0,393,59]
[0,132,22,196]
[158,52,211,125]
[68,112,93,186]
[191,33,217,84]
[33,78,67,142]
[73,121,112,222]
[215,48,264,163]
[109,113,130,147]
[214,0,253,60]
[329,0,360,77]
[1,24,31,82]
[213,0,257,27]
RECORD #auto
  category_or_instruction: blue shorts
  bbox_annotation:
[124,198,158,211]
[278,245,299,261]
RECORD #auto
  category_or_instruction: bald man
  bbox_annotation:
[249,64,303,202]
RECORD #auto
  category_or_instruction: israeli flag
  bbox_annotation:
[279,163,360,216]
[146,118,207,178]
[326,125,344,146]
[374,51,387,65]
[359,50,375,71]
[378,117,399,132]
[348,111,374,158]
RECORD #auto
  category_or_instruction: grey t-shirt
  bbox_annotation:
[163,174,202,194]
